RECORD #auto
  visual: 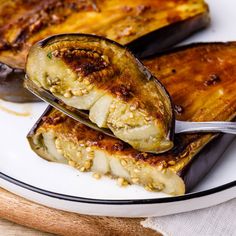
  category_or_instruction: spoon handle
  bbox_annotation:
[24,77,236,136]
[175,120,236,134]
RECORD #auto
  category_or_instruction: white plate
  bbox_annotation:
[0,0,236,217]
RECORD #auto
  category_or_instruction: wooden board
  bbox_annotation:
[0,218,55,236]
[0,188,160,236]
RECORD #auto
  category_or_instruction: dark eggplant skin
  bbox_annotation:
[180,133,235,192]
[128,12,209,58]
[0,0,209,103]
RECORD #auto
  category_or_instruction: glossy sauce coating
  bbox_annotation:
[30,42,236,173]
[0,0,208,68]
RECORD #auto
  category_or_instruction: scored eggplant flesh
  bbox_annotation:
[28,107,184,196]
[26,34,174,153]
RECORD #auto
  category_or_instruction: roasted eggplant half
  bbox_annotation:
[0,0,209,102]
[28,107,185,196]
[28,42,236,195]
[26,34,174,153]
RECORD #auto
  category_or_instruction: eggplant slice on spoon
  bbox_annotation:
[26,34,174,153]
[28,42,236,196]
[0,0,209,103]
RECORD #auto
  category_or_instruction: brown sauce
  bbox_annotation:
[0,104,31,117]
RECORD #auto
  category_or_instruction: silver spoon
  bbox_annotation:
[25,77,236,138]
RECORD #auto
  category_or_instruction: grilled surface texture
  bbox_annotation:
[28,42,236,195]
[0,0,209,68]
[0,0,209,102]
[29,107,184,195]
[144,42,236,123]
[26,34,174,153]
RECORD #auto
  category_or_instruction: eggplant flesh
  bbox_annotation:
[0,0,209,103]
[28,107,185,196]
[26,34,174,153]
[28,42,236,195]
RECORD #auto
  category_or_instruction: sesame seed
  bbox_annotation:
[52,50,59,57]
[144,116,151,122]
[101,55,109,63]
[130,105,136,111]
[131,177,139,184]
[180,152,188,158]
[89,75,95,81]
[152,137,158,142]
[64,91,72,98]
[162,161,168,167]
[80,167,85,172]
[57,149,63,155]
[55,139,61,148]
[161,169,167,174]
[68,160,76,167]
[93,53,100,58]
[78,76,83,82]
[153,182,164,191]
[84,160,92,169]
[64,153,71,159]
[86,147,92,152]
[168,160,176,165]
[84,79,90,85]
[49,86,57,93]
[117,177,128,187]
[110,103,115,109]
[81,89,88,94]
[157,165,163,171]
[76,151,82,159]
[134,168,140,173]
[47,78,52,85]
[144,185,153,192]
[87,84,93,91]
[121,160,127,166]
[93,173,101,179]
[87,153,94,160]
[72,89,82,96]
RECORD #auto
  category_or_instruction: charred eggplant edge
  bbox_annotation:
[128,11,210,58]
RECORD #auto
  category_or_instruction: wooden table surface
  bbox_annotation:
[0,188,160,236]
[0,218,55,236]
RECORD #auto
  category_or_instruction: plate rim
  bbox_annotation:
[1,171,235,205]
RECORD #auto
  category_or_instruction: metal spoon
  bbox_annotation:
[25,77,236,138]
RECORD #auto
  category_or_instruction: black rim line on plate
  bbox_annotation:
[0,172,235,205]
